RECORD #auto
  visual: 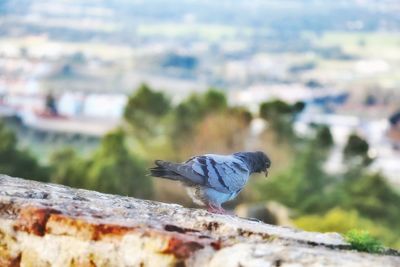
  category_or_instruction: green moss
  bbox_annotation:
[345,230,385,254]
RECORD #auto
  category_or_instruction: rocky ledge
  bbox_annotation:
[0,174,399,267]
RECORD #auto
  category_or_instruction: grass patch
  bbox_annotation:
[345,230,385,254]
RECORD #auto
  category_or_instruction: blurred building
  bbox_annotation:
[229,84,347,112]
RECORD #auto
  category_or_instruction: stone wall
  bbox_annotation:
[0,174,399,266]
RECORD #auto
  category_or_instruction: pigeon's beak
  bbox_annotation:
[265,169,269,177]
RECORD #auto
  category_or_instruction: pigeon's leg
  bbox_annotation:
[207,203,226,214]
[216,206,227,214]
[206,203,217,213]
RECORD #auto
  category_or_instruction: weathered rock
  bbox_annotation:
[235,201,293,226]
[0,174,399,266]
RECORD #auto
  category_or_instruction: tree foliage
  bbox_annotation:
[49,130,152,199]
[315,125,334,148]
[259,100,305,142]
[260,100,304,119]
[49,148,88,188]
[203,88,227,112]
[172,93,206,138]
[124,83,171,135]
[178,112,250,157]
[87,129,152,198]
[344,133,371,165]
[0,121,48,181]
[258,140,333,213]
[335,172,400,228]
[171,88,228,146]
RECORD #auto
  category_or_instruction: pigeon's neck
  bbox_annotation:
[234,153,257,173]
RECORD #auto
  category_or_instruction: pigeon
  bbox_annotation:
[149,151,271,214]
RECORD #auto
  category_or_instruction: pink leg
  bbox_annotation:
[206,203,227,214]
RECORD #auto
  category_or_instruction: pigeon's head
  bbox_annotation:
[234,151,271,177]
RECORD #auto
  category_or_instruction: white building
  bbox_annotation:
[82,93,127,119]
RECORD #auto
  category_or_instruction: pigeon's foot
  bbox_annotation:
[206,204,226,214]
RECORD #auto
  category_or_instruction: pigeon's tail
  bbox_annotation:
[149,160,183,181]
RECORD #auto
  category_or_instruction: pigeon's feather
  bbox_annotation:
[189,154,250,194]
[151,160,205,185]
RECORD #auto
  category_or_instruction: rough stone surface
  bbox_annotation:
[0,174,399,266]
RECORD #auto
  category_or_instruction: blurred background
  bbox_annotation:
[0,0,399,249]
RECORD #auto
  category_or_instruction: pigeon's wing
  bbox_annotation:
[189,154,250,194]
[153,160,206,185]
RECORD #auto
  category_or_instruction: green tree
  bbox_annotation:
[0,121,48,181]
[229,106,253,125]
[258,141,333,213]
[203,88,227,112]
[343,133,371,165]
[87,129,152,198]
[124,83,171,135]
[49,148,88,188]
[259,100,304,142]
[315,125,334,148]
[260,100,293,119]
[336,172,400,228]
[172,93,205,137]
[260,100,304,119]
[171,88,228,145]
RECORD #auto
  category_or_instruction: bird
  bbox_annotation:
[149,151,271,214]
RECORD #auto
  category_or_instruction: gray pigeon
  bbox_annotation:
[149,151,271,214]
